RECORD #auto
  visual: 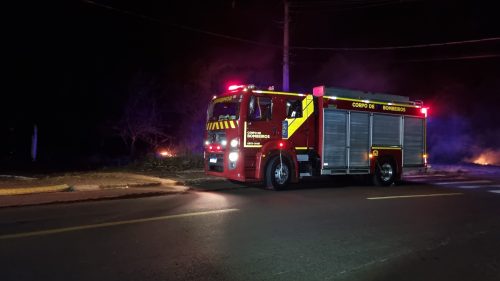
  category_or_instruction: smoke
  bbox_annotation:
[427,114,475,163]
[428,111,500,165]
[312,54,398,93]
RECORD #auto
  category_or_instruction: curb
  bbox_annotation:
[98,182,163,189]
[180,177,226,185]
[0,184,70,196]
[0,180,186,196]
[0,190,180,209]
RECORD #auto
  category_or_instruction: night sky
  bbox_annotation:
[3,0,500,168]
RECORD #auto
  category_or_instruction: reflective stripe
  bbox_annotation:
[206,121,239,131]
[254,90,305,97]
[324,96,419,108]
[372,146,402,150]
[283,94,314,139]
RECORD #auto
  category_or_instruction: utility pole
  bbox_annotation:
[283,0,290,91]
[31,124,38,162]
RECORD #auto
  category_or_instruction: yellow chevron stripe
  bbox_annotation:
[206,120,240,131]
[284,94,314,139]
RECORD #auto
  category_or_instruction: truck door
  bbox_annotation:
[243,95,281,147]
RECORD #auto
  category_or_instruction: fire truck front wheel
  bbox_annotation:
[373,158,396,186]
[265,156,291,190]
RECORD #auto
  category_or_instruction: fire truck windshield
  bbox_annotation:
[207,101,240,121]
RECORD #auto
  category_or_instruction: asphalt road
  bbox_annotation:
[1,173,499,281]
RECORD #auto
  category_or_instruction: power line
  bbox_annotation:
[82,0,282,48]
[289,0,422,12]
[292,37,500,51]
[400,54,500,63]
[82,0,500,53]
[290,0,406,6]
[290,0,410,10]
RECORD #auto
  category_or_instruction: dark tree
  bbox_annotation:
[115,72,172,159]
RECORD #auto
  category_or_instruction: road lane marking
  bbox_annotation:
[404,174,447,178]
[0,208,239,240]
[489,190,500,194]
[435,180,491,185]
[406,177,465,182]
[367,193,463,200]
[456,185,483,189]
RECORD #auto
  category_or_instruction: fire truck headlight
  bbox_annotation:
[230,138,239,148]
[221,140,227,147]
[204,140,210,146]
[228,152,239,162]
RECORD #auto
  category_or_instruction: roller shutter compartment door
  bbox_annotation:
[323,109,347,168]
[403,117,424,165]
[349,112,370,168]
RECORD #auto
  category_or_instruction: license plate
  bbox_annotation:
[209,158,217,163]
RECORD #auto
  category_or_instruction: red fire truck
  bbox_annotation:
[204,84,428,190]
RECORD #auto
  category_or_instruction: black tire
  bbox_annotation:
[372,158,396,186]
[265,155,291,190]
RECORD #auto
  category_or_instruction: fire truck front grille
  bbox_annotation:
[207,153,224,172]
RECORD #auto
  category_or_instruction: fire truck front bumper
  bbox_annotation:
[205,152,245,181]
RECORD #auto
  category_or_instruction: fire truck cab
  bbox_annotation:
[204,84,427,190]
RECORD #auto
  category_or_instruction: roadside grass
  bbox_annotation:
[126,153,204,173]
[0,153,208,190]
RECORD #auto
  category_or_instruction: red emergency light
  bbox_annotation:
[278,141,284,148]
[313,86,325,96]
[208,145,222,152]
[420,107,429,117]
[228,85,245,91]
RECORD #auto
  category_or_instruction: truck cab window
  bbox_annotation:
[249,96,272,121]
[286,99,302,118]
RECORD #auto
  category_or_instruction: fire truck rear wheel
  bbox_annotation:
[265,156,291,190]
[373,158,396,186]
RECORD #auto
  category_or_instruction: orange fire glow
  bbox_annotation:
[158,149,175,158]
[469,149,500,166]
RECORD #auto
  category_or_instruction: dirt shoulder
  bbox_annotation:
[0,168,227,208]
[0,171,206,208]
[0,172,176,189]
